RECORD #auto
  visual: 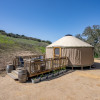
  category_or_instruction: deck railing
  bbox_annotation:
[13,55,45,68]
[13,55,68,77]
[28,57,68,76]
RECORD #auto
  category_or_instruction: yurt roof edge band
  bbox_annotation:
[46,46,94,48]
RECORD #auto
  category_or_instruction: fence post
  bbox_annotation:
[59,57,61,68]
[51,58,53,70]
[29,60,31,74]
[44,59,46,70]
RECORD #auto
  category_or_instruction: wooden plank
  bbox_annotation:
[29,69,52,77]
[29,60,31,74]
[60,48,61,58]
[7,73,18,80]
[51,58,53,70]
[29,63,68,77]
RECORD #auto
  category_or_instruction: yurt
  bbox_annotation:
[46,35,94,67]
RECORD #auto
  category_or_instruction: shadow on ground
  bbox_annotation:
[66,62,100,70]
[93,62,100,70]
[27,70,75,83]
[45,70,74,81]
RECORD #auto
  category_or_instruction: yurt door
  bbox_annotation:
[53,47,61,58]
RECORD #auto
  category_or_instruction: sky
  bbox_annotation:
[0,0,100,42]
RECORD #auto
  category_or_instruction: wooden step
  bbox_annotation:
[7,73,18,80]
[12,70,19,75]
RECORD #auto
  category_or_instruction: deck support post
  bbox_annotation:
[51,58,53,70]
[72,66,73,70]
[90,66,91,69]
[81,66,83,70]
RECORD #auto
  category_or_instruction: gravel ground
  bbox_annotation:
[0,59,100,100]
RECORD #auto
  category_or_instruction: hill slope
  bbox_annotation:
[0,34,49,69]
[0,33,48,53]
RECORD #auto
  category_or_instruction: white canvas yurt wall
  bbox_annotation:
[46,35,94,67]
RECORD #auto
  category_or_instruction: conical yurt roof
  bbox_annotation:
[47,35,93,48]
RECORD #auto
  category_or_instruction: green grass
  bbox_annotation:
[0,34,15,44]
[0,34,48,54]
[38,47,46,54]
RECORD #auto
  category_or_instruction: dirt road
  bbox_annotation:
[0,59,100,100]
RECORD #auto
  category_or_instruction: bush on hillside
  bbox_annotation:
[0,30,52,44]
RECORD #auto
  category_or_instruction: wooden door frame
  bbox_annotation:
[53,47,61,58]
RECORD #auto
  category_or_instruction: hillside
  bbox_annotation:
[0,33,49,53]
[0,33,49,69]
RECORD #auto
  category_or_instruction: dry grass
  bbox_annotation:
[0,50,35,70]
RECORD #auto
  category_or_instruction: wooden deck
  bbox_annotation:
[13,55,68,77]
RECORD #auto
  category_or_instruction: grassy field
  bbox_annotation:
[0,33,48,54]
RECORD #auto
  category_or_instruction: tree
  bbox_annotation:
[45,40,52,44]
[75,34,85,41]
[83,25,100,57]
[0,30,7,35]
